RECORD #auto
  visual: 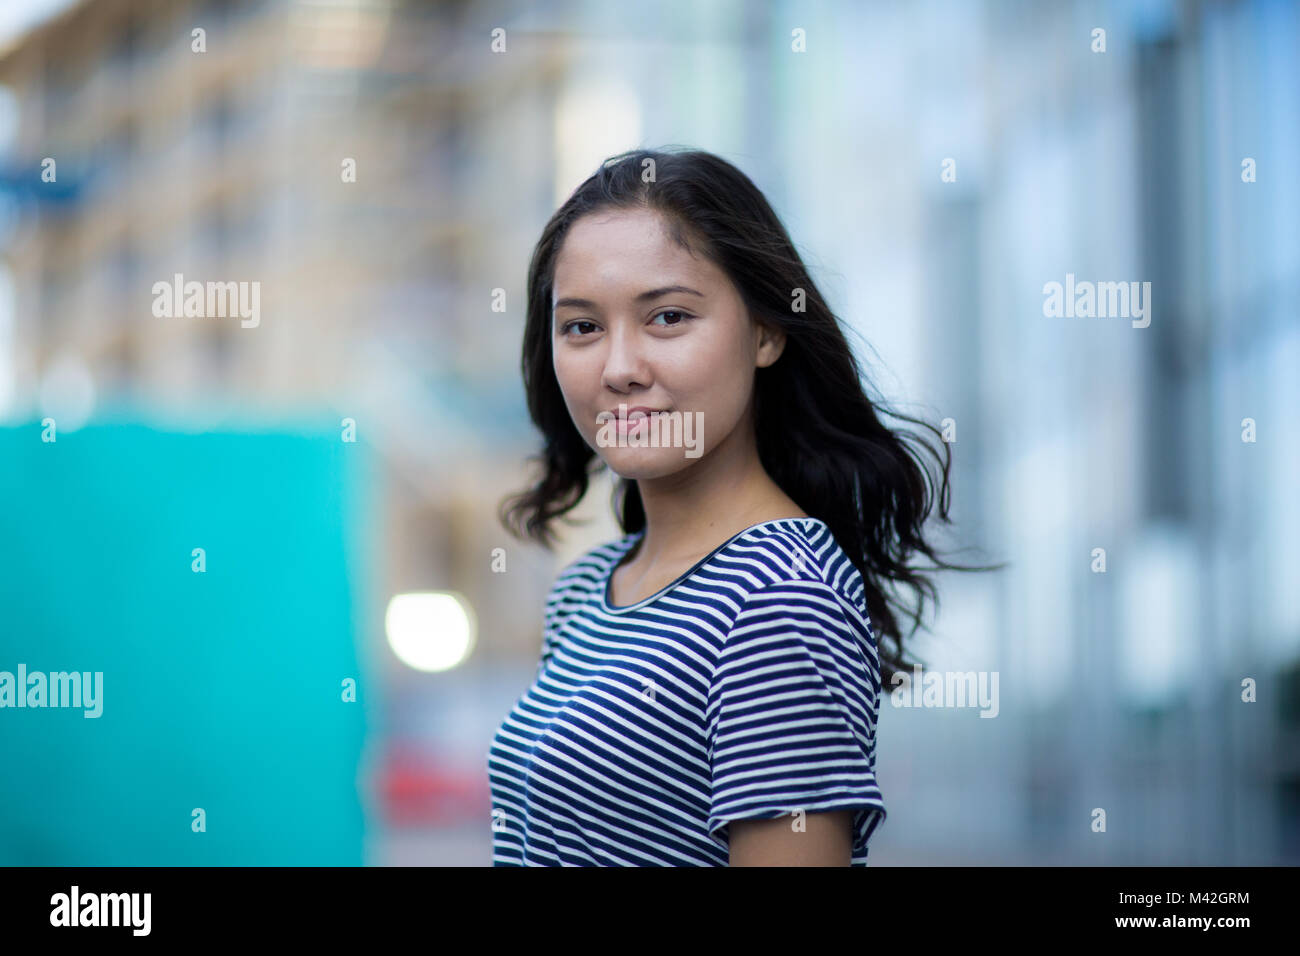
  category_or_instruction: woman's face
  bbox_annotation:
[551,207,785,480]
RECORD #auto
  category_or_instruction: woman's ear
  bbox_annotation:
[754,320,787,369]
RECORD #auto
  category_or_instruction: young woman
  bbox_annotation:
[488,147,998,866]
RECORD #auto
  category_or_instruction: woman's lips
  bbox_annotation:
[599,407,670,434]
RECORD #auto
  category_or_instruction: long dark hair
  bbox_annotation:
[499,146,1005,685]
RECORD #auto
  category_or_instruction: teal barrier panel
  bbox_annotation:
[0,422,375,865]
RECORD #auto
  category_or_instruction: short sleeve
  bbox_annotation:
[705,579,887,859]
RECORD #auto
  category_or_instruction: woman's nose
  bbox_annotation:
[600,324,651,391]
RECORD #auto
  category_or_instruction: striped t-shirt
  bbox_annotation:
[487,516,887,866]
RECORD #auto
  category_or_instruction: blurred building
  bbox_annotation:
[0,0,600,865]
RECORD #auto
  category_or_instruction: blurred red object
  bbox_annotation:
[377,742,491,826]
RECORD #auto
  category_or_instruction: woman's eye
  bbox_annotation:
[560,313,690,336]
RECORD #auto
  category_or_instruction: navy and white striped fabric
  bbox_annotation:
[487,517,887,866]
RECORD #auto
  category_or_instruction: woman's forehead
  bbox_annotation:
[554,216,720,299]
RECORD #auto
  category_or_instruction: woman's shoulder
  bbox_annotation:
[550,531,638,586]
[703,519,872,644]
[718,518,864,599]
[542,530,639,614]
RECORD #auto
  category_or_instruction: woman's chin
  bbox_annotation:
[599,449,696,481]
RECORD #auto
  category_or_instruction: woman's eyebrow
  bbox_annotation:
[553,285,705,311]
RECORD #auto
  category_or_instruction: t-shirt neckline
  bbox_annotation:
[600,516,825,614]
